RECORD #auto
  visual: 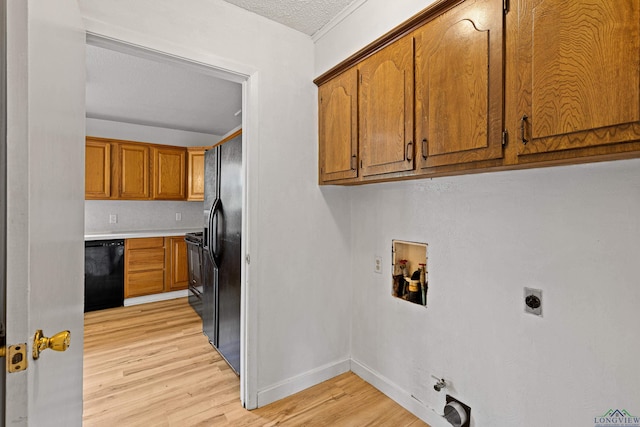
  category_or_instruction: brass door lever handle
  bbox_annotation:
[33,329,70,360]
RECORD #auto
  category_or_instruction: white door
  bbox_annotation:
[5,0,85,425]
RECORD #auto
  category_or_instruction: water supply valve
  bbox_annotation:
[432,375,447,392]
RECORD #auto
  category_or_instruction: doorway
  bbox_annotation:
[84,34,250,404]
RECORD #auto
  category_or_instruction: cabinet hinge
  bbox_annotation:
[503,0,509,14]
[502,130,508,147]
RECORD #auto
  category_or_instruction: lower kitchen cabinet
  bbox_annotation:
[124,236,190,298]
[165,236,189,292]
[124,237,165,298]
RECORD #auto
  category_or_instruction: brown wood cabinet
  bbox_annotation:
[318,67,359,182]
[85,138,111,199]
[152,146,186,200]
[315,0,640,185]
[358,35,414,177]
[85,137,209,200]
[124,235,190,298]
[187,147,207,201]
[124,237,165,298]
[512,0,640,162]
[414,0,504,170]
[164,236,189,292]
[118,143,150,199]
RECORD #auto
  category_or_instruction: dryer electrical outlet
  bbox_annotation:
[524,287,542,316]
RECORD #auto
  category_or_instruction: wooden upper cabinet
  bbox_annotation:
[515,0,640,157]
[118,143,150,199]
[358,35,414,177]
[415,0,504,170]
[187,147,206,201]
[86,137,196,200]
[315,0,640,184]
[152,146,186,200]
[318,67,359,183]
[85,138,111,199]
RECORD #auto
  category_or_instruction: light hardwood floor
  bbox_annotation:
[83,298,428,426]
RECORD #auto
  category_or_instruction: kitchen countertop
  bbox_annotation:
[85,228,201,241]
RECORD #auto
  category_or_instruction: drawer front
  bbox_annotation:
[125,270,165,297]
[127,248,165,272]
[126,237,164,250]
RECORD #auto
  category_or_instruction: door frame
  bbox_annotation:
[0,0,7,419]
[85,32,259,408]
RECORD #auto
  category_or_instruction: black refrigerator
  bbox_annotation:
[203,132,242,375]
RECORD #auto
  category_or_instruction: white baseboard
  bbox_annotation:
[350,358,448,427]
[256,358,351,407]
[124,290,188,306]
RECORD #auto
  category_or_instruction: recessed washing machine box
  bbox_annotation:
[392,240,428,306]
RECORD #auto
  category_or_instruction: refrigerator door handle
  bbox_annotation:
[208,198,222,268]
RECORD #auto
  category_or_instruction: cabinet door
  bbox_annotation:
[85,139,111,199]
[152,146,186,200]
[516,0,640,157]
[124,237,165,298]
[318,67,358,182]
[165,236,189,291]
[415,0,504,170]
[359,36,414,177]
[119,143,150,199]
[187,147,206,201]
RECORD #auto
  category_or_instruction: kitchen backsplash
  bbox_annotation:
[85,200,202,233]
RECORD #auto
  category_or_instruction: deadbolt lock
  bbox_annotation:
[32,329,71,360]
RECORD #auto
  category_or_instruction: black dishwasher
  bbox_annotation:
[84,240,125,312]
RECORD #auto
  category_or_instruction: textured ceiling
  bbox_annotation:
[222,0,357,35]
[86,44,242,136]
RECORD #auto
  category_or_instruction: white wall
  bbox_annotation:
[314,0,435,76]
[316,2,640,426]
[86,117,220,147]
[85,200,201,233]
[79,0,353,408]
[84,118,210,233]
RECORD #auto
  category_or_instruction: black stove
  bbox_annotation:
[185,231,203,244]
[185,232,204,318]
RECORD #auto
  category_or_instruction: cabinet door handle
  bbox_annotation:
[421,138,428,160]
[520,115,529,145]
[406,141,413,161]
[351,154,357,170]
